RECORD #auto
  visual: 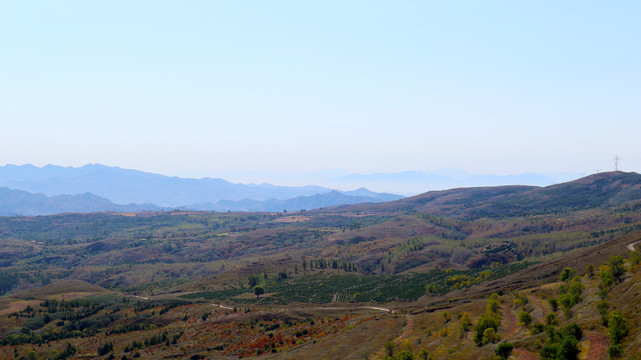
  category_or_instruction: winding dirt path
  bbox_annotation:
[627,240,641,252]
[210,303,234,310]
[500,304,519,337]
[399,315,414,339]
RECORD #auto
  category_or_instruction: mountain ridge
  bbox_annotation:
[0,164,401,209]
[319,171,641,218]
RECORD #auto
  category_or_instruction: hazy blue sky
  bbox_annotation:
[1,1,640,179]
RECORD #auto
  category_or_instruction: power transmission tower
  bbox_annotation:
[613,156,620,171]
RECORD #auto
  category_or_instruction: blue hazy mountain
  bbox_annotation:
[0,164,336,207]
[181,190,401,212]
[0,187,162,216]
[0,164,404,215]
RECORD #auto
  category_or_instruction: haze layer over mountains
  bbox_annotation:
[0,164,583,216]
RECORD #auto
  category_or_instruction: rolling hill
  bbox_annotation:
[325,171,641,218]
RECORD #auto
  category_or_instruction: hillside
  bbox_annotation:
[326,171,641,219]
[1,172,641,358]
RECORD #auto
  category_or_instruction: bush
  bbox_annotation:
[531,322,545,334]
[545,313,558,326]
[561,323,582,341]
[609,255,625,282]
[473,314,499,345]
[518,310,532,327]
[495,342,514,360]
[481,327,499,345]
[607,344,623,358]
[560,268,574,282]
[558,335,579,360]
[396,350,415,360]
[608,311,628,345]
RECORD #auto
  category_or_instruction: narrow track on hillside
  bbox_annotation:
[210,303,234,310]
[500,304,519,337]
[627,240,641,252]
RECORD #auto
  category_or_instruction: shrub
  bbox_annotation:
[545,313,558,326]
[608,255,625,282]
[473,314,499,345]
[560,268,574,282]
[531,322,545,334]
[518,310,532,327]
[607,344,623,358]
[481,327,499,345]
[396,350,415,360]
[561,323,582,341]
[495,342,514,360]
[608,311,628,345]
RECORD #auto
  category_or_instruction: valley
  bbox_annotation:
[1,172,640,359]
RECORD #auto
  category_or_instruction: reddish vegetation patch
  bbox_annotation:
[500,304,519,336]
[586,331,608,360]
[180,312,362,358]
[514,347,538,360]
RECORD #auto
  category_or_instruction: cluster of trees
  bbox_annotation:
[595,255,631,357]
[473,293,502,346]
[378,340,432,360]
[538,323,582,360]
[306,258,358,272]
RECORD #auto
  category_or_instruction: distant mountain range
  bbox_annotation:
[0,187,161,216]
[0,164,403,215]
[213,169,582,195]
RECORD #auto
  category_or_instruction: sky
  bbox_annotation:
[1,1,640,181]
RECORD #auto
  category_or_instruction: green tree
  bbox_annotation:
[418,349,431,360]
[600,265,614,289]
[609,255,625,282]
[518,310,532,327]
[560,268,574,282]
[396,350,415,360]
[253,285,265,298]
[597,300,610,326]
[558,335,579,360]
[481,327,499,345]
[607,344,624,358]
[495,343,514,360]
[473,314,499,345]
[384,342,395,357]
[561,323,583,341]
[608,311,628,345]
[545,313,558,326]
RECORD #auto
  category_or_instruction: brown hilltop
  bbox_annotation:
[317,171,641,218]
